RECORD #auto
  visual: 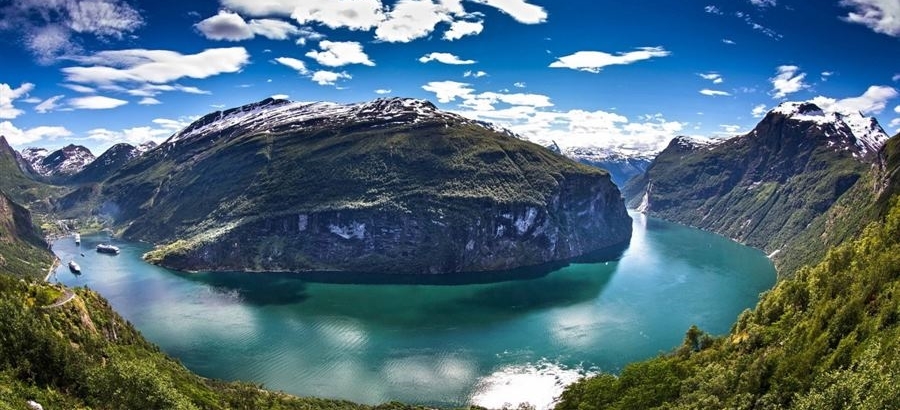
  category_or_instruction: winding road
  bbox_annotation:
[41,288,76,309]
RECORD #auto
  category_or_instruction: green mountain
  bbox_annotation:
[0,191,54,279]
[69,141,157,184]
[99,98,632,274]
[556,144,900,410]
[0,136,62,209]
[623,102,890,275]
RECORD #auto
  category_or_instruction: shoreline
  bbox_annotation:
[44,257,60,282]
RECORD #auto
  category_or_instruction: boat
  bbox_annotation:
[96,244,120,255]
[68,260,81,273]
[74,233,81,245]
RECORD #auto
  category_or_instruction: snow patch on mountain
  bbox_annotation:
[771,101,889,156]
[21,145,95,176]
[167,97,515,146]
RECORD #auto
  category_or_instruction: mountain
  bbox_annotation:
[542,141,655,187]
[70,141,157,184]
[0,191,54,278]
[0,136,61,207]
[622,101,889,272]
[100,97,632,274]
[23,144,95,178]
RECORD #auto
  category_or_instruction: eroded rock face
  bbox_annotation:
[150,173,631,274]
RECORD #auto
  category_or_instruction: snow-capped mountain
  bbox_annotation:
[167,97,511,146]
[560,145,655,187]
[767,101,889,158]
[69,141,156,183]
[22,144,95,177]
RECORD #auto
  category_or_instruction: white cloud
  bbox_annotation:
[810,85,898,115]
[375,89,392,94]
[62,47,251,87]
[61,83,95,93]
[890,118,900,129]
[894,73,900,81]
[895,105,900,114]
[138,97,161,105]
[752,104,768,117]
[470,0,547,24]
[705,5,723,14]
[249,19,300,39]
[840,0,900,37]
[123,84,210,97]
[86,117,191,147]
[220,0,299,16]
[444,19,483,40]
[271,94,290,100]
[0,121,72,145]
[514,82,526,88]
[464,70,488,78]
[0,82,35,119]
[0,0,143,63]
[722,38,736,44]
[549,47,670,73]
[421,80,474,103]
[35,95,65,113]
[419,52,476,65]
[375,0,449,43]
[305,41,374,67]
[274,57,310,74]
[750,0,776,7]
[294,27,325,46]
[195,10,253,41]
[69,95,128,110]
[720,124,743,133]
[698,72,724,84]
[700,89,731,96]
[770,65,808,99]
[291,0,385,30]
[311,70,351,86]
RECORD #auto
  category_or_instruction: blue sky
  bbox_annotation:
[0,0,898,154]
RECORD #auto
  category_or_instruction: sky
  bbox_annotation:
[0,0,898,155]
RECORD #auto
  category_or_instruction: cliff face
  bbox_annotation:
[0,191,54,278]
[102,98,631,274]
[622,102,890,273]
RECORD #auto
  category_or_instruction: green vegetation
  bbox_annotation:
[0,274,440,409]
[0,137,64,209]
[0,191,54,279]
[556,196,900,409]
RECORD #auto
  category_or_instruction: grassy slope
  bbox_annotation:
[0,137,63,209]
[0,274,433,410]
[0,191,54,279]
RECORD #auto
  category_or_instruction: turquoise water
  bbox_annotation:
[51,213,775,408]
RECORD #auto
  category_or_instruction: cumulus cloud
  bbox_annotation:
[549,47,670,73]
[0,0,143,63]
[62,47,251,91]
[305,41,374,67]
[464,70,488,78]
[444,19,483,40]
[514,82,526,88]
[274,57,310,74]
[35,95,65,113]
[421,80,474,103]
[840,0,900,37]
[375,0,449,42]
[752,104,768,118]
[138,97,161,105]
[770,65,808,99]
[291,0,385,30]
[810,85,898,115]
[700,89,731,96]
[195,10,301,41]
[0,121,72,145]
[311,70,352,86]
[69,95,128,110]
[419,52,476,65]
[0,82,35,119]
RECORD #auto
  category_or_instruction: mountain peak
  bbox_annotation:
[762,100,889,158]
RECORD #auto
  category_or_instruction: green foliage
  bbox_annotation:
[0,192,54,279]
[556,196,900,409]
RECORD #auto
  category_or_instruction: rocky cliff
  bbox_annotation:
[99,97,632,274]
